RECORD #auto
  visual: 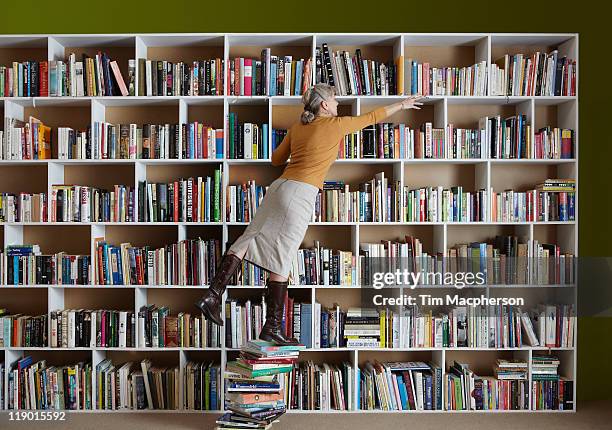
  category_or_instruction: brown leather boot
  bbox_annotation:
[259,279,300,345]
[194,252,242,326]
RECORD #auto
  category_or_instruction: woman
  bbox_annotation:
[195,84,423,345]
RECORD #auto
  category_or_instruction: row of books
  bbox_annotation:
[229,51,312,96]
[138,59,224,97]
[0,54,130,98]
[490,189,576,222]
[310,304,575,350]
[402,186,489,222]
[224,298,312,350]
[2,116,52,160]
[51,184,136,222]
[532,354,573,410]
[46,307,222,348]
[0,192,47,222]
[446,359,529,410]
[278,360,355,411]
[316,44,400,96]
[1,245,91,285]
[138,305,222,348]
[51,53,131,97]
[359,361,443,410]
[0,309,48,347]
[360,120,574,160]
[227,113,269,159]
[93,238,221,286]
[91,122,224,160]
[491,51,576,97]
[1,118,574,161]
[405,60,488,96]
[7,356,91,410]
[138,172,223,222]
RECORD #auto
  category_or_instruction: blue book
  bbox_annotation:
[210,366,218,410]
[321,311,329,348]
[216,130,223,159]
[270,62,277,96]
[356,368,361,410]
[411,60,418,94]
[294,61,302,95]
[424,372,433,410]
[13,256,18,285]
[262,124,269,159]
[397,374,408,410]
[300,304,312,348]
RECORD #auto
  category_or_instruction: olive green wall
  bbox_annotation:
[3,0,610,402]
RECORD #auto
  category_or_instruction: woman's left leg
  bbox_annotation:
[259,271,299,345]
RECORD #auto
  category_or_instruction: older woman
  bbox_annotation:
[195,84,423,345]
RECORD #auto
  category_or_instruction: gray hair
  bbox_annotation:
[301,83,336,124]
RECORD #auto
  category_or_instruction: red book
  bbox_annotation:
[38,61,49,97]
[243,58,252,96]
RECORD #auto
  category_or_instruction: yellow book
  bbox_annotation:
[396,55,404,95]
[380,309,386,348]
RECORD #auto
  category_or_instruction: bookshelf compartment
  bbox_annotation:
[185,98,225,130]
[534,98,577,130]
[357,349,439,365]
[140,35,224,65]
[50,35,136,90]
[533,224,576,255]
[145,161,223,184]
[490,163,572,191]
[325,162,398,189]
[18,99,92,160]
[315,287,366,311]
[145,288,214,315]
[103,225,179,249]
[62,163,135,190]
[404,162,486,191]
[490,34,577,67]
[23,225,90,255]
[62,288,135,310]
[0,165,47,194]
[301,226,353,254]
[360,224,443,254]
[101,98,180,125]
[403,34,488,69]
[362,97,443,129]
[445,349,529,377]
[447,225,530,247]
[226,163,283,187]
[316,34,401,65]
[228,34,312,60]
[0,288,47,316]
[0,36,47,65]
[447,98,532,130]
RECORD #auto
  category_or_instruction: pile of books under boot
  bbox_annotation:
[215,340,306,429]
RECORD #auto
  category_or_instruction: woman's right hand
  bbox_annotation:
[401,95,425,110]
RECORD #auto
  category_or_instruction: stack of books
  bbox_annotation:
[216,340,305,430]
[532,354,573,410]
[343,307,380,348]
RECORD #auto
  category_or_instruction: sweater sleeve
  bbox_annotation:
[332,106,389,136]
[271,129,291,166]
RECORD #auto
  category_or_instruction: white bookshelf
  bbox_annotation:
[0,32,578,413]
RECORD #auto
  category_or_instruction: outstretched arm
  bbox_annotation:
[271,129,291,166]
[333,96,424,136]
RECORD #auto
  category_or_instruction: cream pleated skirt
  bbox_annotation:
[228,177,320,278]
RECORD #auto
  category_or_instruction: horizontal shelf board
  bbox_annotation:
[0,283,575,289]
[0,347,222,351]
[0,158,577,165]
[223,346,574,352]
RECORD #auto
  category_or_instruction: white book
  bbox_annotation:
[68,310,76,348]
[90,311,97,347]
[244,123,252,159]
[146,60,153,96]
[75,61,84,97]
[119,311,127,348]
